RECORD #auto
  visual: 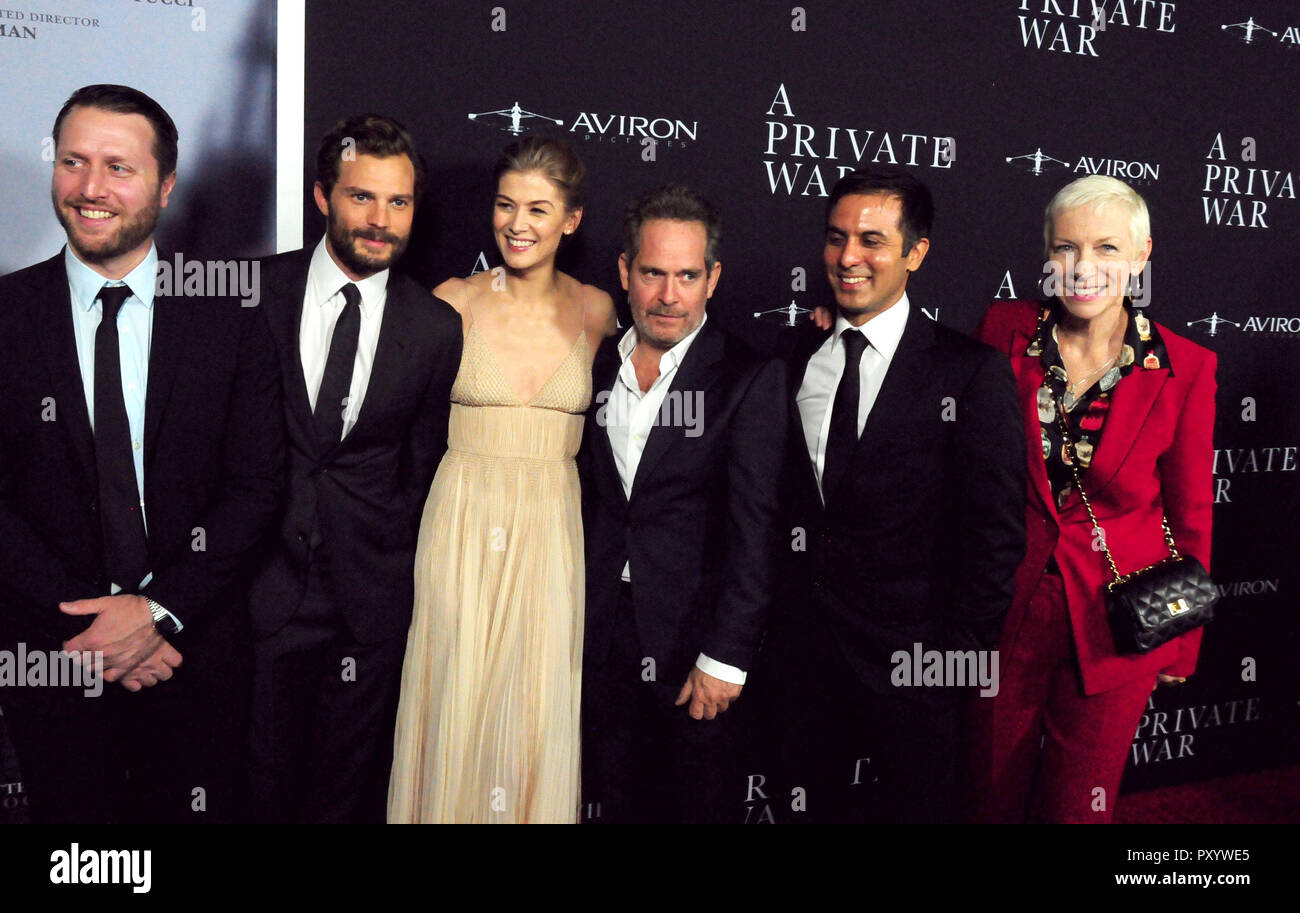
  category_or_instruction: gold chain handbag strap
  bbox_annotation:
[1052,391,1180,587]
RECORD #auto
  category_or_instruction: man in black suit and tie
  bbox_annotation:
[242,115,461,823]
[0,84,284,823]
[580,185,787,824]
[767,168,1026,823]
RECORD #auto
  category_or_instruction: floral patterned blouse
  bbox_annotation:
[1027,300,1172,509]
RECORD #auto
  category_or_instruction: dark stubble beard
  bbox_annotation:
[633,306,698,351]
[326,205,409,278]
[53,187,162,267]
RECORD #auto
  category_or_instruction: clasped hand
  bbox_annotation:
[61,594,183,692]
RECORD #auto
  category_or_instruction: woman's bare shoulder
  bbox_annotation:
[432,273,491,330]
[562,274,617,337]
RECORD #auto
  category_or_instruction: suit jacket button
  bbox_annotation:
[89,499,98,514]
[297,532,307,543]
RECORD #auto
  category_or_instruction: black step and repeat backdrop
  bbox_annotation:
[1,0,1297,824]
[302,0,1300,798]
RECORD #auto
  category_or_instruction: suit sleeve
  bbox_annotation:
[1157,350,1217,678]
[399,318,461,535]
[140,306,285,629]
[0,459,103,643]
[703,357,789,671]
[0,280,103,642]
[945,351,1028,651]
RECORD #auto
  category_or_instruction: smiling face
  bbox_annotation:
[50,105,174,278]
[492,169,581,272]
[314,152,415,280]
[619,218,720,352]
[823,192,929,326]
[1047,202,1151,323]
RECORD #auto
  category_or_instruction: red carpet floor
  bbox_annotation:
[1115,765,1300,823]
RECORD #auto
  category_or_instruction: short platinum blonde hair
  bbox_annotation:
[1043,175,1150,258]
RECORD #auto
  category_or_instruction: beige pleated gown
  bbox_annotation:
[388,323,589,823]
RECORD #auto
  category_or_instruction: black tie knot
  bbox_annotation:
[340,282,361,310]
[98,284,132,321]
[841,328,868,364]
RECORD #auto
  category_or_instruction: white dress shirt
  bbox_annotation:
[797,293,911,500]
[299,239,389,439]
[604,315,746,685]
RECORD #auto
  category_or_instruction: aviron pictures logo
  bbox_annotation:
[1186,313,1241,336]
[468,102,564,136]
[1005,148,1071,176]
[1221,17,1276,43]
[1221,16,1300,48]
[1006,147,1160,182]
[469,100,698,148]
[1187,313,1300,336]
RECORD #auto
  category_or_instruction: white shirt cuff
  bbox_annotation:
[695,653,747,685]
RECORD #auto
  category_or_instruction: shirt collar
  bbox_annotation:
[1030,299,1173,376]
[834,292,909,362]
[308,237,389,315]
[616,312,709,373]
[65,243,159,311]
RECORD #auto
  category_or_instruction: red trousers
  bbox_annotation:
[966,571,1154,823]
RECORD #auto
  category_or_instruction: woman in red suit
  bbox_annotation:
[968,175,1217,823]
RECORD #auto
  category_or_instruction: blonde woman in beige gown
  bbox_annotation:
[388,137,615,823]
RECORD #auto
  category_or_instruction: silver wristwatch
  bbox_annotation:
[147,597,181,636]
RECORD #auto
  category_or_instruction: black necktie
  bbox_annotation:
[313,283,362,448]
[822,329,869,499]
[94,283,150,589]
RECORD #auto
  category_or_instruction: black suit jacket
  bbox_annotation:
[246,248,462,643]
[777,305,1027,695]
[0,250,284,675]
[580,318,788,686]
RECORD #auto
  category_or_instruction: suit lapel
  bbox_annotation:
[30,254,97,486]
[341,272,413,445]
[264,250,315,448]
[1010,328,1058,519]
[630,320,726,491]
[1079,365,1168,501]
[588,336,626,506]
[790,327,830,505]
[142,267,194,462]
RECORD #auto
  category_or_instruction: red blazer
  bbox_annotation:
[975,300,1216,696]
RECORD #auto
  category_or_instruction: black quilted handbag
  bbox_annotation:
[1055,398,1217,654]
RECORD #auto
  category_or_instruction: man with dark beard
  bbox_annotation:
[0,84,283,823]
[241,115,462,823]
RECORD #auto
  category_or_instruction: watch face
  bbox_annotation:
[148,601,177,634]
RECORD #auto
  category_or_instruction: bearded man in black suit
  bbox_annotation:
[241,115,462,823]
[0,84,284,823]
